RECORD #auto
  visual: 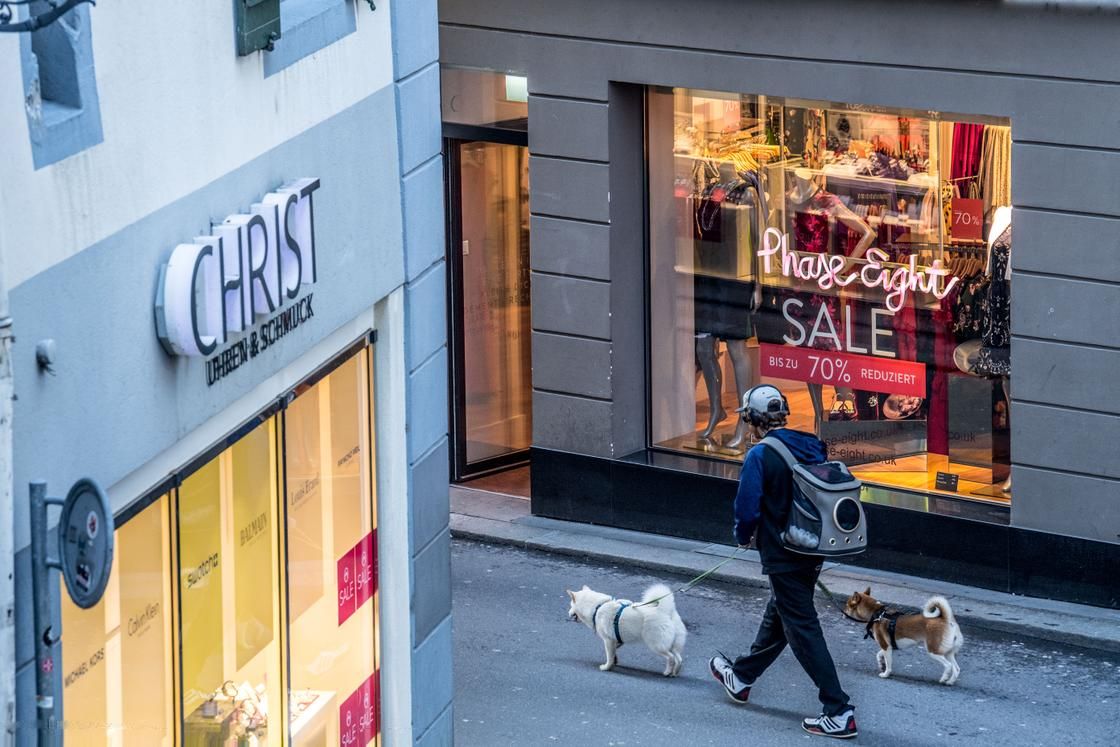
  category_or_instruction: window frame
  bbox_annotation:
[18,2,104,169]
[263,0,359,78]
[69,332,380,745]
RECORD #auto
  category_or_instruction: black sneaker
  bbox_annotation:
[802,709,857,739]
[708,653,750,704]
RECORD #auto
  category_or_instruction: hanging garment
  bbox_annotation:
[979,126,1011,223]
[793,194,835,254]
[928,282,964,455]
[973,225,1011,378]
[950,123,984,198]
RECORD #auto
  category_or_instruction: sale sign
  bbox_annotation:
[354,531,376,610]
[337,546,357,625]
[951,198,984,241]
[760,343,926,397]
[339,671,379,747]
[338,531,377,626]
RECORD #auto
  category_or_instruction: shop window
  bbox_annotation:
[648,88,1013,503]
[19,1,104,168]
[284,351,379,746]
[264,0,358,77]
[59,494,174,746]
[58,344,378,745]
[179,419,284,745]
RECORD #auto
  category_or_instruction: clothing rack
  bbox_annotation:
[944,244,987,254]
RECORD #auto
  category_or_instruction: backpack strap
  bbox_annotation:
[759,436,800,468]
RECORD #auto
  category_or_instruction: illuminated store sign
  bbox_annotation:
[756,228,960,313]
[155,178,321,358]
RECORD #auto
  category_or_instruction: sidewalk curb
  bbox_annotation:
[452,517,1120,655]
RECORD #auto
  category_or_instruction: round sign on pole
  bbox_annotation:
[58,478,114,609]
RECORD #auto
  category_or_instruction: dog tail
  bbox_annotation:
[922,595,955,623]
[641,584,675,615]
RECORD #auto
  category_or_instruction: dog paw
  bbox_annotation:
[878,671,891,679]
[599,662,614,672]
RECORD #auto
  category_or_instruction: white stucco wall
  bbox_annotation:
[0,0,394,290]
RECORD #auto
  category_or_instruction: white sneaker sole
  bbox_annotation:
[708,659,750,705]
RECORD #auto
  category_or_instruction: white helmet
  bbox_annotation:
[735,384,790,427]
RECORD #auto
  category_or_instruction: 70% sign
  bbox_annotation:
[764,346,852,386]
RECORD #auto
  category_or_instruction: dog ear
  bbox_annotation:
[566,589,574,601]
[864,586,872,595]
[582,584,589,591]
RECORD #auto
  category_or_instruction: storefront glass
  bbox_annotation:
[60,345,380,746]
[458,140,533,466]
[285,352,379,747]
[60,494,175,746]
[440,67,528,131]
[649,88,1013,502]
[179,418,284,744]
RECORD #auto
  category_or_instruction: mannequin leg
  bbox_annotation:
[696,335,726,438]
[807,383,825,434]
[1000,377,1011,493]
[724,340,754,449]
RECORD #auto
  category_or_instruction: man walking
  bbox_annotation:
[709,385,857,739]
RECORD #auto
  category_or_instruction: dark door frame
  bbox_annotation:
[444,124,531,482]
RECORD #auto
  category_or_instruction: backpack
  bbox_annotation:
[760,437,867,557]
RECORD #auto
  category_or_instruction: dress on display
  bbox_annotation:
[692,172,765,340]
[973,224,1011,378]
[786,191,845,351]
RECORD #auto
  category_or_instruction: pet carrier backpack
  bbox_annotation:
[759,436,867,557]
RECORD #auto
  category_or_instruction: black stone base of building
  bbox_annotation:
[531,447,1120,610]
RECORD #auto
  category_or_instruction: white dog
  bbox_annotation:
[566,584,687,676]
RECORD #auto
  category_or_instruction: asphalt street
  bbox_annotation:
[452,539,1117,746]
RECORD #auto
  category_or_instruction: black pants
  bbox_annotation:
[732,565,851,716]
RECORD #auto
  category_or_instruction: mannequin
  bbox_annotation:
[953,206,1012,492]
[788,168,875,427]
[696,335,756,449]
[694,170,766,449]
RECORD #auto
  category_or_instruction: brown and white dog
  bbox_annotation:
[845,587,963,685]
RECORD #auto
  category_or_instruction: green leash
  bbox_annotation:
[632,546,744,608]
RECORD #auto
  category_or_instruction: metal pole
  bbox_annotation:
[0,220,15,745]
[28,483,57,747]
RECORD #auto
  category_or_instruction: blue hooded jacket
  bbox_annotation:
[734,428,829,573]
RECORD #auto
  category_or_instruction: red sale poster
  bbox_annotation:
[339,672,379,747]
[339,531,377,625]
[760,343,926,397]
[951,198,983,241]
[337,545,357,625]
[354,531,376,609]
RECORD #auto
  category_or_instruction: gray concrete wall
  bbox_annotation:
[439,0,1120,544]
[391,0,455,742]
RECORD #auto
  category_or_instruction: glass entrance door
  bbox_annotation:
[447,138,532,480]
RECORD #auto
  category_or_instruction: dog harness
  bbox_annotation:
[865,608,901,650]
[591,600,629,646]
[612,603,629,646]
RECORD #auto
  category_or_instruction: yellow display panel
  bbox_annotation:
[286,350,379,747]
[180,419,284,746]
[178,458,225,719]
[59,494,173,746]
